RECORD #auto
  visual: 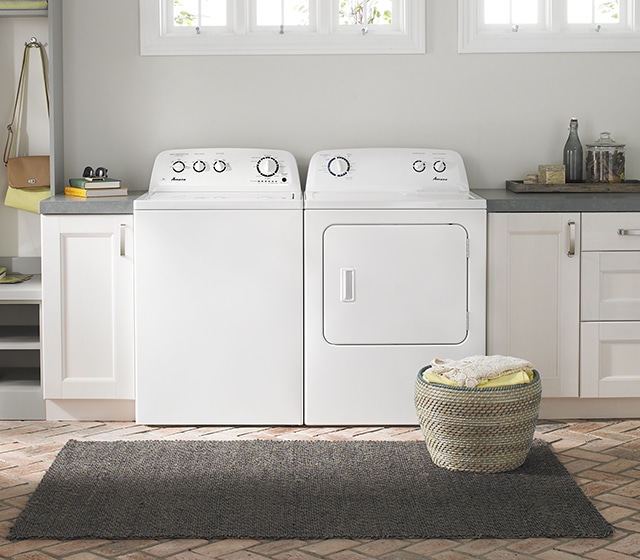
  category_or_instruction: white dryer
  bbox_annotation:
[134,148,303,425]
[304,148,487,425]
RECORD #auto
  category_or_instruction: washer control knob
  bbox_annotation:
[172,160,186,173]
[433,160,447,173]
[212,159,227,173]
[413,160,426,173]
[193,160,206,173]
[257,156,279,177]
[328,156,350,177]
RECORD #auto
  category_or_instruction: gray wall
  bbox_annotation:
[2,0,640,255]
[61,0,639,191]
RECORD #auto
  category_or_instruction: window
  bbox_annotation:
[459,0,640,53]
[140,0,425,55]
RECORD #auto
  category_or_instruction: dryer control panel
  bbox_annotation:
[306,148,470,193]
[148,148,301,192]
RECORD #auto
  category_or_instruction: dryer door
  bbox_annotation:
[323,223,468,345]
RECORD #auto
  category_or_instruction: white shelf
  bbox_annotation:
[0,326,40,349]
[0,278,44,419]
[0,275,42,302]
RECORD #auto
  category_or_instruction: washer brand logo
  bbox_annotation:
[433,176,448,181]
[171,177,187,181]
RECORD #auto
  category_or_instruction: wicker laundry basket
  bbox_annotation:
[414,365,542,473]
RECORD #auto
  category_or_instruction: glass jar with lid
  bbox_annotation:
[585,132,626,183]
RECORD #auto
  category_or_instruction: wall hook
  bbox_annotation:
[25,37,42,48]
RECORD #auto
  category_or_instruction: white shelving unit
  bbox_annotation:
[0,3,59,420]
[0,275,45,420]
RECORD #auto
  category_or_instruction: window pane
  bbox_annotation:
[512,0,538,24]
[339,0,393,25]
[174,0,227,27]
[256,0,310,26]
[201,0,227,26]
[484,0,510,24]
[567,0,620,24]
[595,0,619,24]
[173,0,199,26]
[483,0,538,24]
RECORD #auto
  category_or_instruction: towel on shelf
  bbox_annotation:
[0,1,47,9]
[428,355,535,388]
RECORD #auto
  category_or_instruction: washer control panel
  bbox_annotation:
[149,148,300,192]
[307,148,469,193]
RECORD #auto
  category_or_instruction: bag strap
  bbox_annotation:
[3,38,50,166]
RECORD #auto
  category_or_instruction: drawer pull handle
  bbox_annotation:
[567,220,575,258]
[617,228,640,236]
[120,224,126,256]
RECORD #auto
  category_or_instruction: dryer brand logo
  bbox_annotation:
[171,177,187,181]
[433,176,448,181]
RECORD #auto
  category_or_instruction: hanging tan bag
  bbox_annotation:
[3,38,50,212]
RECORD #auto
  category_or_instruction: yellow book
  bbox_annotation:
[64,186,128,198]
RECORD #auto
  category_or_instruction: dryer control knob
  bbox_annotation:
[433,160,447,173]
[413,160,426,173]
[212,159,227,173]
[328,156,350,177]
[257,156,279,177]
[172,160,186,173]
[193,160,206,173]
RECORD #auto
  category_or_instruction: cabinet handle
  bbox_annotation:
[567,220,576,258]
[617,228,640,236]
[119,224,126,256]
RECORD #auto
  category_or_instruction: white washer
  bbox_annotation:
[134,148,303,425]
[304,148,487,425]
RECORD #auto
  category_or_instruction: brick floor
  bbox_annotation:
[0,420,638,559]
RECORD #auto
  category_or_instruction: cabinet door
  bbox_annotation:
[488,213,580,397]
[41,215,134,399]
[581,322,640,397]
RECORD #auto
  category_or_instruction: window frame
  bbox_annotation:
[459,0,640,53]
[140,0,425,56]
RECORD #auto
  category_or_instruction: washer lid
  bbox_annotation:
[134,190,302,210]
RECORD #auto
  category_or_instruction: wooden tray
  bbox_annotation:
[506,180,640,193]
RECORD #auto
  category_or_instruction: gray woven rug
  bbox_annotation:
[10,438,612,540]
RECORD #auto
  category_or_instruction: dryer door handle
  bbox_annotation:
[340,268,356,303]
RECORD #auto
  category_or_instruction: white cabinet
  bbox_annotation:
[41,215,134,403]
[580,213,640,397]
[488,213,580,397]
[0,276,45,420]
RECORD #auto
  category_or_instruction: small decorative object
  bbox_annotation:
[563,118,584,183]
[538,164,565,184]
[586,132,626,183]
[523,174,538,184]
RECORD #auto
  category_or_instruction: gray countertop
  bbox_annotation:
[41,192,147,214]
[473,188,640,213]
[40,189,640,215]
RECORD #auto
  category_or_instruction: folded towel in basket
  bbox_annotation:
[429,355,534,388]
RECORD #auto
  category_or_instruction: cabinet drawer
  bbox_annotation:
[582,213,640,251]
[581,322,640,397]
[582,252,640,321]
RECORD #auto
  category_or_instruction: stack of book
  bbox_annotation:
[64,177,128,198]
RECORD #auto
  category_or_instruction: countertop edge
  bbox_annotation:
[40,189,640,215]
[472,189,640,213]
[40,192,147,215]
